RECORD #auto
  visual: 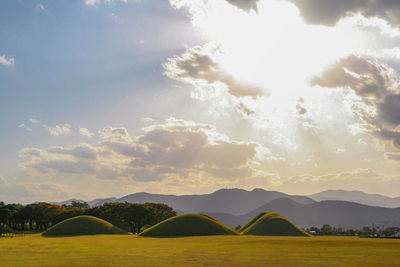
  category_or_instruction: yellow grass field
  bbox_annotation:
[1,235,400,266]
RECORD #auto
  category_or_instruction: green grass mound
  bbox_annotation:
[42,215,128,237]
[238,212,267,233]
[241,212,310,237]
[139,214,237,237]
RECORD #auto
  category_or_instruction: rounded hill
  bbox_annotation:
[42,215,128,237]
[238,212,266,233]
[139,214,237,237]
[241,212,310,237]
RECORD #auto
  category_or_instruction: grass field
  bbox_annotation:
[1,235,400,266]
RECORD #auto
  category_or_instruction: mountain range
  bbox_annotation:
[205,198,400,229]
[55,188,314,215]
[52,188,400,229]
[309,190,400,208]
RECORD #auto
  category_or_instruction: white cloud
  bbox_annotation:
[47,124,72,136]
[37,3,46,11]
[84,0,101,6]
[79,127,94,138]
[18,124,32,132]
[84,0,134,7]
[19,118,267,183]
[99,126,131,143]
[29,118,40,124]
[0,54,14,67]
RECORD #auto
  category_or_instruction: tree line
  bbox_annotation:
[305,224,400,236]
[0,201,176,235]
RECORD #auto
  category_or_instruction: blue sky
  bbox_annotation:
[2,0,400,203]
[0,0,201,173]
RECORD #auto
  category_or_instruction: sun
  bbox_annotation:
[187,0,369,100]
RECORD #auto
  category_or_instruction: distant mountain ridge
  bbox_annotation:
[51,188,400,229]
[106,188,315,215]
[53,188,315,215]
[309,190,400,208]
[206,198,400,229]
[52,197,117,207]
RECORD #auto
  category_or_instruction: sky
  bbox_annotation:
[2,0,400,203]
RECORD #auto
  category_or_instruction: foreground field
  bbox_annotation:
[1,235,400,266]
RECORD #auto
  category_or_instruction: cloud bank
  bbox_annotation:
[19,118,267,183]
[284,0,400,27]
[312,55,400,161]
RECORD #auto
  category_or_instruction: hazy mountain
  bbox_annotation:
[310,190,400,208]
[105,188,314,215]
[52,189,400,229]
[206,198,400,229]
[87,197,117,207]
[52,197,117,207]
[51,198,86,206]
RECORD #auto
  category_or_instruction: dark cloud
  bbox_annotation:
[311,55,393,100]
[379,94,400,126]
[226,0,259,12]
[164,46,263,98]
[312,56,400,126]
[237,102,255,116]
[385,152,400,161]
[296,104,307,115]
[374,128,400,149]
[48,143,98,160]
[284,0,400,27]
[32,159,96,175]
[312,54,400,162]
[296,98,307,115]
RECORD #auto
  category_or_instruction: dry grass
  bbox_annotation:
[1,235,400,266]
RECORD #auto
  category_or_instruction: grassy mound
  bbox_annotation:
[241,212,310,237]
[42,215,128,237]
[139,214,237,237]
[238,212,266,233]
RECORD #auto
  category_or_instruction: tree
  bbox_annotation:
[55,207,84,224]
[14,205,33,231]
[123,204,152,234]
[143,203,176,226]
[0,208,11,235]
[321,224,334,235]
[32,203,65,230]
[2,203,24,230]
[85,202,126,228]
[346,229,355,236]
